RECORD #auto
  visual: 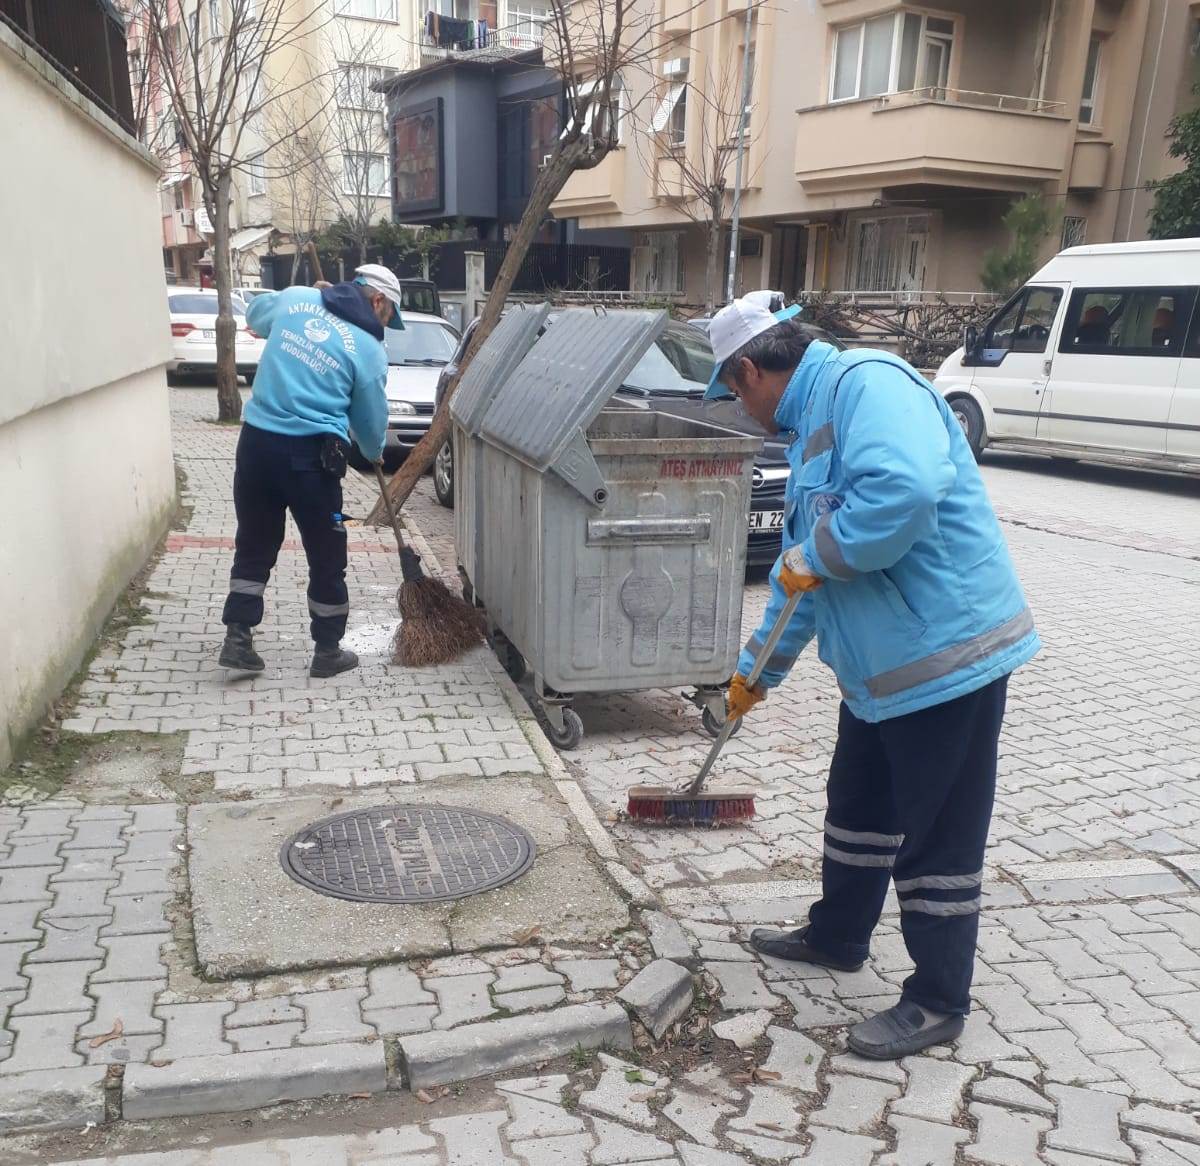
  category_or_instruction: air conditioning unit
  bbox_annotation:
[662,57,689,77]
[178,208,194,227]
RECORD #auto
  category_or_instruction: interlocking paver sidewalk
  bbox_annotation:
[5,390,1200,1163]
[401,444,1200,1164]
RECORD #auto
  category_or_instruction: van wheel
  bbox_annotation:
[950,397,986,461]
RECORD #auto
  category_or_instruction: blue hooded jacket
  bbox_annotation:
[738,341,1039,722]
[242,284,388,460]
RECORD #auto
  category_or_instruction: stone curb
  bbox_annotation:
[121,1042,387,1120]
[398,1000,632,1090]
[617,959,695,1040]
[0,1066,108,1134]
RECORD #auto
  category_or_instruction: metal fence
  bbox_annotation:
[434,241,631,293]
[1,0,136,135]
[262,240,632,295]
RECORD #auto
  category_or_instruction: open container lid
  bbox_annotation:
[448,303,552,437]
[478,308,668,506]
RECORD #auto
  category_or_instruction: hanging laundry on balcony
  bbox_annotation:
[476,20,488,47]
[424,10,438,40]
[437,15,471,49]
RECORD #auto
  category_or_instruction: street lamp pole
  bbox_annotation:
[724,0,754,305]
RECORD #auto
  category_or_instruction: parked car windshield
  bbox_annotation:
[384,320,460,366]
[168,294,246,315]
[621,324,715,397]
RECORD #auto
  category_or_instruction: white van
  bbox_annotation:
[934,240,1200,475]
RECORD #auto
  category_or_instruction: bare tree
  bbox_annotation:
[124,0,335,421]
[371,0,728,520]
[630,15,762,312]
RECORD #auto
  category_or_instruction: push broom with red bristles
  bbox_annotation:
[627,589,804,826]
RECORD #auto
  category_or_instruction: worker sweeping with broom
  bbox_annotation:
[217,264,400,678]
[704,291,1039,1060]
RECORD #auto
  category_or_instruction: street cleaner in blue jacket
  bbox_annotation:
[706,291,1039,1059]
[218,265,400,678]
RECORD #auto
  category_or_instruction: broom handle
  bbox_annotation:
[373,465,408,555]
[305,241,325,284]
[683,588,804,797]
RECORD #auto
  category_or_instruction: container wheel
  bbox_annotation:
[701,707,744,739]
[501,643,527,683]
[545,708,584,751]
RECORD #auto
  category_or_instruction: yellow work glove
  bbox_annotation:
[727,674,765,721]
[778,546,824,599]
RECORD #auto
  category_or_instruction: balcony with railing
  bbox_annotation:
[0,0,135,133]
[794,87,1072,199]
[420,11,547,63]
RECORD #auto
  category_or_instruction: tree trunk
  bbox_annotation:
[704,195,723,314]
[210,172,242,423]
[367,139,593,524]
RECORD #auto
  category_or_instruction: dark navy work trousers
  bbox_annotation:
[805,675,1009,1015]
[221,424,349,647]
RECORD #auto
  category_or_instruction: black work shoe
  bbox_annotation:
[846,1000,965,1060]
[749,926,864,972]
[218,624,264,672]
[310,645,359,678]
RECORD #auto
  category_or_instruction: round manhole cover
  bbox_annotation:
[280,805,536,904]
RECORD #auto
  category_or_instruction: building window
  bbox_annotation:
[668,85,688,148]
[337,63,394,111]
[248,154,267,195]
[830,11,955,103]
[208,0,220,37]
[847,214,930,291]
[652,51,688,147]
[578,73,625,145]
[741,43,755,136]
[1079,34,1103,125]
[343,151,389,196]
[1061,216,1087,250]
[336,0,397,21]
[506,0,548,45]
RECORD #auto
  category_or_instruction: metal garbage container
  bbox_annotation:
[448,304,550,610]
[461,307,762,749]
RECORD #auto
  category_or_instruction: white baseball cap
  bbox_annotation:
[354,264,406,330]
[704,290,802,398]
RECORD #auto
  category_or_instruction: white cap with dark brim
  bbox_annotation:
[704,290,802,399]
[354,263,406,330]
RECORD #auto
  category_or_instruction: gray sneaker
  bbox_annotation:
[847,1000,964,1060]
[310,645,359,678]
[218,624,264,672]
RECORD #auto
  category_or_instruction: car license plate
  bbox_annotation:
[749,510,784,532]
[202,329,216,340]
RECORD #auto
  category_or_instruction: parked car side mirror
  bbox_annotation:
[963,324,979,357]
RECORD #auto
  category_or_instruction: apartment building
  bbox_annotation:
[552,0,1200,300]
[132,0,425,284]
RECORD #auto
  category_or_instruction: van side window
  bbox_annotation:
[1012,287,1062,352]
[983,287,1062,355]
[1059,288,1195,355]
[1183,303,1200,357]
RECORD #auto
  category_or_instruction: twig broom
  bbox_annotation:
[372,466,483,667]
[302,243,482,666]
